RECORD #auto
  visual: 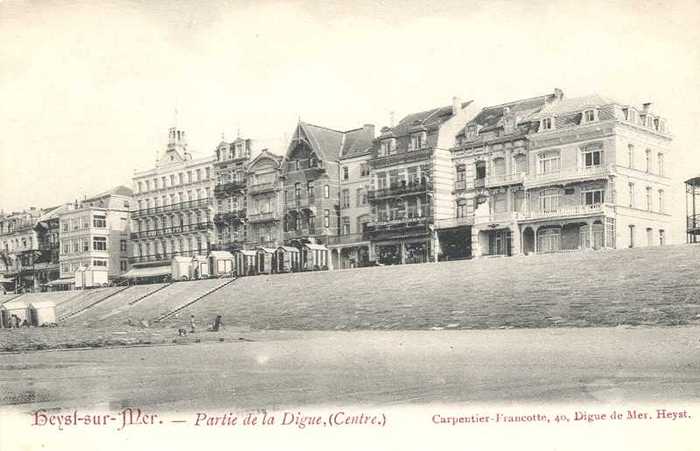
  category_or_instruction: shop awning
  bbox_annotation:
[0,276,15,284]
[44,278,74,287]
[304,243,328,251]
[277,246,300,253]
[256,247,276,254]
[122,266,171,279]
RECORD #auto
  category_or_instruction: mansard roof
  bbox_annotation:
[530,94,616,120]
[378,101,473,140]
[460,94,555,135]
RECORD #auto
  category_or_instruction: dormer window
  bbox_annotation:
[409,132,426,151]
[379,138,396,156]
[583,109,597,123]
[540,117,553,131]
[466,125,478,138]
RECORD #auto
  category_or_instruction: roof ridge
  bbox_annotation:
[300,121,345,134]
[481,94,553,110]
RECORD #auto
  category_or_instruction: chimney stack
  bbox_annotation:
[553,88,564,101]
[363,123,375,139]
[452,96,461,115]
[642,102,652,112]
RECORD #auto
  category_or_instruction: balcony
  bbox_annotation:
[214,210,247,224]
[485,172,526,188]
[473,211,520,226]
[286,195,316,211]
[284,228,319,241]
[524,165,610,189]
[370,147,433,169]
[519,203,609,222]
[128,250,200,264]
[129,221,214,240]
[247,211,279,223]
[286,159,325,174]
[434,216,473,229]
[131,198,212,218]
[368,181,431,202]
[248,182,277,195]
[214,180,247,197]
[326,233,369,246]
[454,180,467,191]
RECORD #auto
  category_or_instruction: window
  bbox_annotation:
[91,214,106,228]
[646,187,652,211]
[120,240,127,252]
[645,149,652,173]
[93,259,107,267]
[324,209,330,228]
[178,173,184,185]
[541,117,553,131]
[584,109,596,122]
[324,185,330,198]
[162,176,167,188]
[659,229,665,246]
[137,182,143,193]
[379,139,394,156]
[206,168,211,179]
[93,237,107,251]
[61,222,68,232]
[342,166,349,180]
[628,144,634,168]
[145,180,151,191]
[456,165,466,181]
[582,148,602,168]
[360,163,369,177]
[657,153,664,176]
[342,217,351,235]
[539,189,560,213]
[82,239,89,252]
[646,228,653,246]
[582,190,605,206]
[187,171,193,183]
[537,151,560,175]
[72,240,79,253]
[341,189,350,209]
[81,216,90,229]
[409,132,425,150]
[658,189,665,213]
[120,260,128,271]
[628,183,635,208]
[456,199,467,218]
[629,225,635,248]
[196,169,201,181]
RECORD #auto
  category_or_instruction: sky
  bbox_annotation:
[1,0,699,239]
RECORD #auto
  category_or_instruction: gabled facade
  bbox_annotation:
[367,98,478,265]
[245,149,285,249]
[213,137,252,252]
[282,121,374,252]
[0,208,43,291]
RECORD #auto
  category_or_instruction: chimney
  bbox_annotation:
[642,102,652,112]
[452,96,461,115]
[363,123,375,139]
[553,88,564,101]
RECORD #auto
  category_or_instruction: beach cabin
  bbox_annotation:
[255,247,276,275]
[209,251,234,277]
[303,243,329,270]
[276,246,301,273]
[235,250,257,276]
[74,265,108,289]
[29,300,56,326]
[171,256,193,280]
[0,300,29,328]
[192,255,210,279]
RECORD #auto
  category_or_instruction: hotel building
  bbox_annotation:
[366,98,477,265]
[212,136,251,252]
[57,186,132,281]
[245,149,285,249]
[130,127,215,272]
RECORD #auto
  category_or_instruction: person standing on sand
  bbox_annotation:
[190,314,196,333]
[213,315,223,332]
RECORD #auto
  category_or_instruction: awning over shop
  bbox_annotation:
[122,266,171,279]
[256,247,276,254]
[0,276,15,284]
[44,278,75,287]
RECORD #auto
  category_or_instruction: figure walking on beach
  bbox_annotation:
[213,315,223,332]
[189,314,196,333]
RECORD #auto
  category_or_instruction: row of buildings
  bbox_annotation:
[0,89,675,291]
